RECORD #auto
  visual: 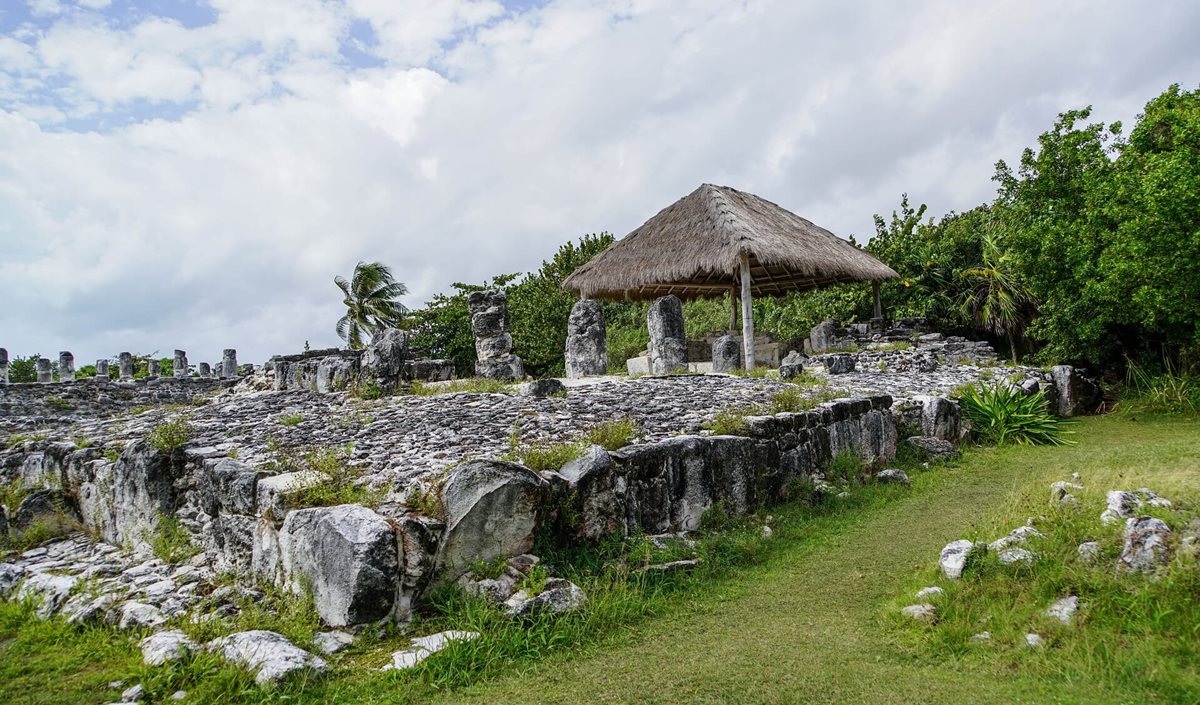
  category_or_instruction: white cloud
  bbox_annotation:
[1,0,1199,367]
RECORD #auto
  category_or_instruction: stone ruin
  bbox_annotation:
[0,302,1104,681]
[469,291,524,381]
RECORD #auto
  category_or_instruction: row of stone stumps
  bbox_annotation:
[0,347,240,383]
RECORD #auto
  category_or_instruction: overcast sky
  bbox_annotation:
[1,0,1198,366]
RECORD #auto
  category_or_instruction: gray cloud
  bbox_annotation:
[1,0,1198,365]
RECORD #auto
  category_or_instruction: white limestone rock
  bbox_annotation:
[504,578,587,618]
[118,601,167,630]
[997,548,1034,566]
[914,586,944,600]
[875,469,910,485]
[312,630,355,656]
[381,630,480,671]
[988,526,1044,552]
[900,603,937,622]
[1118,516,1172,573]
[140,630,197,666]
[1044,595,1078,625]
[1077,541,1101,564]
[206,630,328,685]
[1101,490,1141,525]
[939,540,984,580]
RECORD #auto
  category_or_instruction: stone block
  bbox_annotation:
[647,296,686,374]
[565,300,608,378]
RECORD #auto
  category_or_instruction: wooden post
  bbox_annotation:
[729,284,738,334]
[740,252,755,370]
[872,281,882,319]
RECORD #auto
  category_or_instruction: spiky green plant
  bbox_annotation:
[957,383,1071,446]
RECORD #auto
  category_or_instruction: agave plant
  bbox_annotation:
[957,383,1072,446]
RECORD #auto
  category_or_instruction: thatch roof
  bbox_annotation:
[563,184,898,300]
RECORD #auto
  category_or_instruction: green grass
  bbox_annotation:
[702,408,753,436]
[581,419,640,450]
[410,379,514,396]
[278,413,305,427]
[148,514,200,564]
[1,415,1196,704]
[147,416,191,453]
[284,444,379,508]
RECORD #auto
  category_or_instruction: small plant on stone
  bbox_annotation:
[703,409,752,436]
[226,448,239,459]
[46,396,72,411]
[874,341,912,352]
[278,413,304,427]
[102,448,121,463]
[148,416,192,453]
[411,379,514,396]
[469,556,511,580]
[72,437,92,449]
[350,379,384,400]
[289,443,377,508]
[582,418,640,450]
[519,563,552,595]
[698,500,734,531]
[406,482,445,519]
[505,441,586,472]
[784,371,824,389]
[148,514,200,564]
[6,434,28,449]
[730,366,774,379]
[0,480,31,512]
[826,448,866,484]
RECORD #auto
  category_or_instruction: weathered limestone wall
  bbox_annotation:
[0,377,230,434]
[268,331,454,394]
[0,391,897,628]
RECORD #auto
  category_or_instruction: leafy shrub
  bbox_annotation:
[703,409,752,436]
[278,413,304,427]
[582,419,640,450]
[1125,358,1200,415]
[148,416,191,452]
[958,383,1071,446]
[149,514,200,564]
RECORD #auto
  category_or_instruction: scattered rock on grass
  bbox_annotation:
[1024,632,1045,648]
[914,586,944,599]
[140,630,197,666]
[381,630,480,671]
[206,630,327,685]
[1101,490,1142,525]
[505,578,587,618]
[900,604,937,622]
[939,540,984,580]
[988,526,1044,552]
[906,436,957,461]
[970,631,992,641]
[121,684,145,702]
[1044,596,1079,625]
[1118,516,1172,573]
[997,548,1034,566]
[1077,541,1101,564]
[312,630,356,656]
[875,469,910,485]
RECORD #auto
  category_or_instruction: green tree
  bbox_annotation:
[8,355,39,383]
[335,261,408,350]
[958,229,1036,364]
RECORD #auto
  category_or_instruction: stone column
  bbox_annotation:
[468,291,524,381]
[222,349,237,379]
[36,357,52,383]
[119,352,133,380]
[59,351,74,381]
[147,357,160,378]
[711,335,741,373]
[0,348,8,385]
[95,359,109,379]
[199,362,211,377]
[565,299,607,378]
[647,295,686,374]
[173,350,188,378]
[242,363,254,376]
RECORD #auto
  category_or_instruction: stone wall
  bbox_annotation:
[0,391,896,627]
[0,377,230,434]
[268,331,453,394]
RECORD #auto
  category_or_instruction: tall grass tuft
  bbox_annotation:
[1125,357,1199,415]
[957,383,1071,446]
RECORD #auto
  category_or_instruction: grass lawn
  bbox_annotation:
[1,413,1196,704]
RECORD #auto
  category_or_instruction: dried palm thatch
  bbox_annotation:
[563,184,898,300]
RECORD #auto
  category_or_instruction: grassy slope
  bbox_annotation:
[1,414,1196,704]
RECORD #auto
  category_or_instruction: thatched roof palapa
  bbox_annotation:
[563,184,898,301]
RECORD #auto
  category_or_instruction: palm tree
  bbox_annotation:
[335,261,408,349]
[959,229,1036,364]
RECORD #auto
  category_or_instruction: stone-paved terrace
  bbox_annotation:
[5,349,1041,494]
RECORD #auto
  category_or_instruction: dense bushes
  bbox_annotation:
[406,84,1199,380]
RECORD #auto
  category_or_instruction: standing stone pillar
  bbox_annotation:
[0,348,8,385]
[468,291,524,381]
[565,300,607,378]
[647,295,687,374]
[173,350,188,378]
[36,357,52,383]
[147,356,160,378]
[711,335,741,373]
[95,360,109,379]
[119,352,133,380]
[59,351,74,381]
[222,349,237,379]
[199,362,211,377]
